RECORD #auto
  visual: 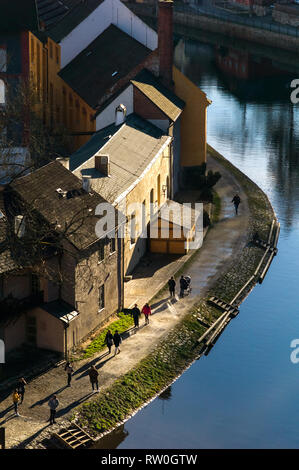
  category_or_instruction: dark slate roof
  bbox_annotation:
[59,25,151,108]
[40,300,79,323]
[0,0,39,32]
[10,160,114,250]
[71,114,171,202]
[36,0,81,29]
[48,0,104,42]
[0,192,20,275]
[131,69,185,121]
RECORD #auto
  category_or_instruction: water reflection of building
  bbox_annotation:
[215,46,289,80]
[92,424,129,449]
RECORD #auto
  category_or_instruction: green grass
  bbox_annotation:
[80,312,134,360]
[74,309,208,435]
[211,190,221,224]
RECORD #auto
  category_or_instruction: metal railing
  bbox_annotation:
[175,2,299,38]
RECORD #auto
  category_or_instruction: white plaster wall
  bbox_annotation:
[96,85,134,131]
[60,0,157,68]
[112,0,157,51]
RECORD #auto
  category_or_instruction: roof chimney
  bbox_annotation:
[115,104,126,126]
[95,154,110,177]
[158,0,173,88]
[82,175,91,193]
[56,156,70,170]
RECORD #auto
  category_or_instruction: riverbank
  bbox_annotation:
[0,147,276,448]
[77,148,276,444]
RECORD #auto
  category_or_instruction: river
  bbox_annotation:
[93,37,299,449]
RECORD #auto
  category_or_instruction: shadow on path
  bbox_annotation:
[29,386,68,409]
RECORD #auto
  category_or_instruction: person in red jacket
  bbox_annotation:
[142,303,152,325]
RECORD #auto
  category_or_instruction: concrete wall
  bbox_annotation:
[121,142,171,275]
[29,32,96,152]
[173,66,209,168]
[74,243,120,342]
[59,0,158,68]
[4,315,26,353]
[96,85,134,131]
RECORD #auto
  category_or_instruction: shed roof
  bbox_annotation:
[131,69,185,121]
[71,114,171,203]
[59,25,151,108]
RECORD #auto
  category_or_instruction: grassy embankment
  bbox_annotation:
[72,147,275,436]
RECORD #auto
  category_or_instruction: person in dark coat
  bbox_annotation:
[64,362,74,387]
[88,365,99,392]
[168,276,176,297]
[17,377,27,404]
[113,330,122,355]
[232,194,241,215]
[131,304,141,328]
[48,395,59,425]
[179,275,188,298]
[105,330,114,354]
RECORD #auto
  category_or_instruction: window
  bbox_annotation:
[109,234,116,253]
[150,188,154,218]
[130,212,136,245]
[31,274,40,295]
[98,240,105,262]
[0,276,3,300]
[99,284,105,310]
[0,79,5,104]
[31,38,35,62]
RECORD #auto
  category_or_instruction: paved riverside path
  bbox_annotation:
[0,152,250,448]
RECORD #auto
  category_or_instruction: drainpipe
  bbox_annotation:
[64,322,69,360]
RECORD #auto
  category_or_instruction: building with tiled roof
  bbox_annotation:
[71,112,172,274]
[59,25,153,109]
[0,160,123,354]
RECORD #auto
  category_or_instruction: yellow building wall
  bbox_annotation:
[29,33,96,152]
[121,143,171,275]
[173,66,211,167]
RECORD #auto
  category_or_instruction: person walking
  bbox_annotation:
[105,330,114,354]
[113,330,122,355]
[17,377,27,404]
[88,365,99,392]
[12,389,20,416]
[168,276,176,297]
[142,303,151,325]
[48,395,59,425]
[179,275,188,298]
[232,194,241,215]
[64,361,74,387]
[131,304,141,328]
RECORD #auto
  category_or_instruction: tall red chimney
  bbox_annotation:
[158,0,173,89]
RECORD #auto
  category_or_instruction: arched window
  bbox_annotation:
[0,79,5,104]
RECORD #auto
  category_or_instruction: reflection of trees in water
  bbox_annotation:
[158,386,172,415]
[158,386,172,401]
[92,424,129,449]
[175,37,299,230]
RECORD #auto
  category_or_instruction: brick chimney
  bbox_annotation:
[158,0,173,88]
[95,154,110,176]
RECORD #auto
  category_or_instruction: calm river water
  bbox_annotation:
[94,37,299,449]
